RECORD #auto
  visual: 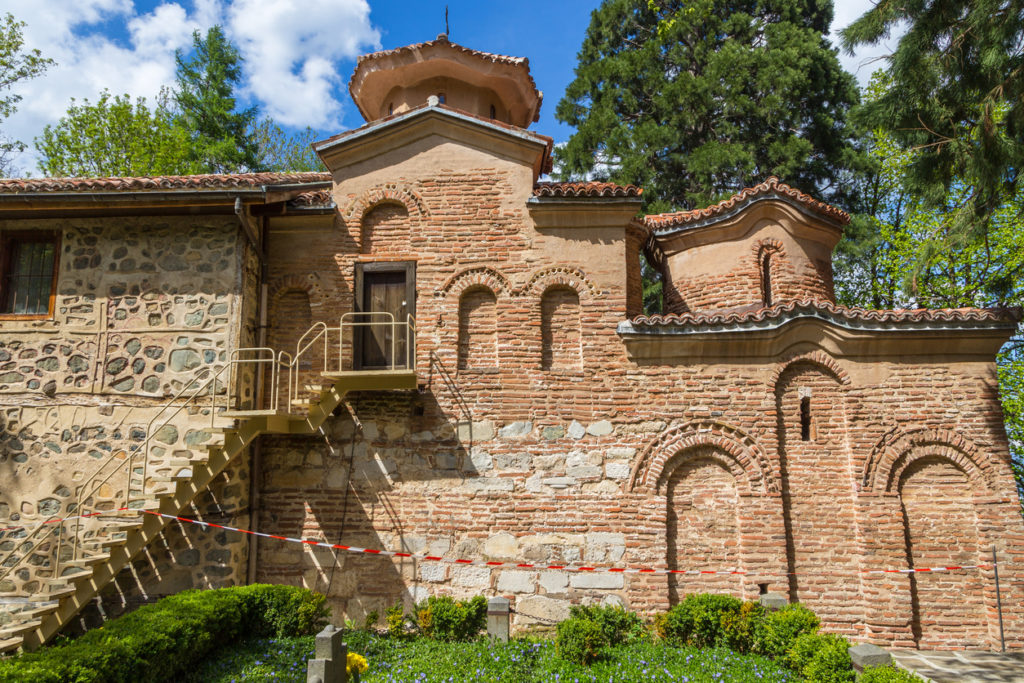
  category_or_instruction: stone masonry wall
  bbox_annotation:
[0,215,251,622]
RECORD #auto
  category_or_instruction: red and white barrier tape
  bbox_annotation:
[0,507,135,534]
[139,510,995,577]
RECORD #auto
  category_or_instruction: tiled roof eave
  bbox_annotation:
[619,302,1021,337]
[0,172,331,196]
[649,193,846,237]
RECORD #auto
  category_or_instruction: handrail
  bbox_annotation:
[0,315,419,614]
[0,519,62,587]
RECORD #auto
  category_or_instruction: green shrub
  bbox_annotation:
[414,595,486,642]
[556,616,606,665]
[0,584,328,683]
[754,602,820,660]
[859,665,922,682]
[785,632,853,682]
[720,601,765,653]
[567,604,647,645]
[659,593,744,647]
[385,602,408,638]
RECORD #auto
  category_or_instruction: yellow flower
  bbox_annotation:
[347,652,369,674]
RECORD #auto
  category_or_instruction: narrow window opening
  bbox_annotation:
[800,396,811,441]
[388,102,393,116]
[438,93,446,104]
[761,252,773,307]
[489,104,496,119]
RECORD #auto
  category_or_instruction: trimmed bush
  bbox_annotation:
[720,600,765,653]
[753,602,820,660]
[785,632,853,682]
[567,604,648,645]
[659,593,744,647]
[556,616,606,665]
[413,595,486,642]
[0,584,328,683]
[859,665,922,683]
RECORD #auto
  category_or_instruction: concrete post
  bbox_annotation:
[759,592,788,611]
[849,643,891,673]
[306,624,348,683]
[487,596,510,642]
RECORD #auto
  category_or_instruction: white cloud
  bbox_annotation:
[1,0,379,174]
[829,0,906,88]
[226,0,379,129]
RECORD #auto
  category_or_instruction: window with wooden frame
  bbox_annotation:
[0,231,60,319]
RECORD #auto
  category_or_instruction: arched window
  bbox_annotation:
[541,287,581,370]
[760,250,774,307]
[458,287,497,370]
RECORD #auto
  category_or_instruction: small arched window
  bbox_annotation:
[760,251,774,307]
[489,104,496,119]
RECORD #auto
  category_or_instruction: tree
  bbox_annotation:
[34,89,200,177]
[0,12,54,176]
[174,26,262,173]
[252,119,324,172]
[840,1,1024,231]
[556,0,861,213]
[834,72,1024,506]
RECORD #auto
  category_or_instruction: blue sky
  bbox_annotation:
[1,0,891,175]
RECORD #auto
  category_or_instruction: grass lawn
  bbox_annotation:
[186,631,797,682]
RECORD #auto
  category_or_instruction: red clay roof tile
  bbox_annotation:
[533,181,642,198]
[644,176,850,230]
[0,172,330,194]
[630,299,1019,328]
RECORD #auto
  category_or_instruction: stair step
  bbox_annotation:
[44,568,92,585]
[32,585,75,600]
[63,555,108,568]
[0,619,41,639]
[219,409,290,418]
[82,537,128,550]
[168,458,205,467]
[23,602,60,619]
[0,636,21,653]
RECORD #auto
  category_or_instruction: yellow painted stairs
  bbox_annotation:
[0,367,417,655]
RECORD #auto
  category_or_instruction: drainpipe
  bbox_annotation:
[241,207,269,585]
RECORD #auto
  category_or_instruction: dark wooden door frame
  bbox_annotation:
[353,261,416,369]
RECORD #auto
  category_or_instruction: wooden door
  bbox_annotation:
[354,262,415,369]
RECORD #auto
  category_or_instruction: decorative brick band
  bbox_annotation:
[342,184,429,222]
[862,426,996,495]
[628,420,776,495]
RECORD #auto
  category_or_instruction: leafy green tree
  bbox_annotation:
[174,25,262,173]
[0,12,54,176]
[252,119,324,172]
[835,73,1024,506]
[841,0,1024,229]
[556,0,861,213]
[34,89,200,177]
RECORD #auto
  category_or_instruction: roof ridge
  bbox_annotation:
[644,176,850,230]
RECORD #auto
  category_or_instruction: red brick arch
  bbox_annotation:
[435,266,511,299]
[861,426,996,495]
[628,420,776,495]
[267,273,326,312]
[769,350,851,389]
[342,184,429,222]
[516,266,602,299]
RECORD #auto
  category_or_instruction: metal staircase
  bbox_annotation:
[0,314,416,654]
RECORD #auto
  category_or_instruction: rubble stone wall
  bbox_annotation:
[0,215,251,616]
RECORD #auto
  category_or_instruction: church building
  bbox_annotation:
[0,36,1021,653]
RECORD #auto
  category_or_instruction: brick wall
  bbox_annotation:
[252,138,1024,649]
